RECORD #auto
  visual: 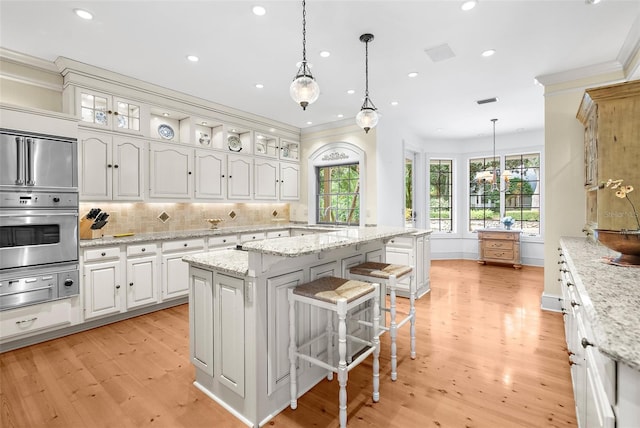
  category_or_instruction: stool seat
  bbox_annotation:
[293,276,376,304]
[349,262,413,280]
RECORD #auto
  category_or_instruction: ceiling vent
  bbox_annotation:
[476,97,498,105]
[424,43,456,63]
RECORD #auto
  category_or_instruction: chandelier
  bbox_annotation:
[475,118,512,191]
[290,0,319,110]
[356,33,379,133]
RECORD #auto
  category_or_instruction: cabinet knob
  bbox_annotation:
[114,164,119,168]
[570,300,580,307]
[101,252,106,256]
[222,239,226,243]
[141,248,146,252]
[184,243,188,247]
[229,175,233,178]
[129,282,134,286]
[107,164,112,168]
[581,338,594,348]
[188,171,192,175]
[107,110,113,115]
[566,281,574,287]
[116,285,121,289]
[222,174,225,178]
[113,111,119,116]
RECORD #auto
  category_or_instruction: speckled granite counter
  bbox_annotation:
[560,237,640,371]
[79,223,333,248]
[242,226,415,257]
[183,249,249,276]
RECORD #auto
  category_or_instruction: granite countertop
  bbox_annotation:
[183,250,249,277]
[79,223,334,248]
[560,237,640,371]
[241,226,416,257]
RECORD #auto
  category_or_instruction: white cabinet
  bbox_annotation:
[280,163,300,201]
[214,273,246,397]
[189,267,214,376]
[83,246,123,320]
[227,154,253,200]
[149,143,193,199]
[125,243,159,309]
[208,234,238,249]
[77,89,148,134]
[254,132,279,158]
[386,232,431,298]
[0,298,81,343]
[79,131,145,201]
[195,149,225,200]
[279,139,299,161]
[254,158,279,200]
[254,159,300,201]
[239,232,266,243]
[161,239,205,300]
[266,230,290,239]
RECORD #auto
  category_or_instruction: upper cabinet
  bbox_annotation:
[77,89,149,135]
[280,139,299,161]
[577,80,640,231]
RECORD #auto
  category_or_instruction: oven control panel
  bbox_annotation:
[0,192,78,209]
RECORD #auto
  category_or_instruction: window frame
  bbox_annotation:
[429,158,454,233]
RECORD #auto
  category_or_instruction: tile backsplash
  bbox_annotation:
[79,202,290,236]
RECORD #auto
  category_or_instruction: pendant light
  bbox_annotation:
[356,33,379,133]
[290,0,319,110]
[475,118,512,191]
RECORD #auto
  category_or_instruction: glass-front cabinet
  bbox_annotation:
[255,132,279,158]
[77,89,148,134]
[280,139,299,161]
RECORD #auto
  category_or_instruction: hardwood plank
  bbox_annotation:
[0,260,577,427]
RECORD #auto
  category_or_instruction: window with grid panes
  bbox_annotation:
[429,159,453,232]
[504,153,540,236]
[317,163,360,225]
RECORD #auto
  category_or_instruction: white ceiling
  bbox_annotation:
[1,1,639,140]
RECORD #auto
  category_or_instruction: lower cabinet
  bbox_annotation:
[83,247,123,320]
[125,243,159,309]
[162,239,206,300]
[189,267,246,397]
[385,232,431,298]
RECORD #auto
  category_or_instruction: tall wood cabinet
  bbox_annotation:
[577,80,640,231]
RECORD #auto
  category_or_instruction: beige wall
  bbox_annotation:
[297,123,377,224]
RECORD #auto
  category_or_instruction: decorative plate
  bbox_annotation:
[158,124,174,140]
[198,132,211,146]
[228,135,242,152]
[256,142,266,154]
[95,110,107,125]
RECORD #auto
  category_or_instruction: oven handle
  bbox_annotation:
[0,211,79,217]
[15,136,25,185]
[26,138,35,186]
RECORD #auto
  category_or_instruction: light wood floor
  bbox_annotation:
[0,260,577,428]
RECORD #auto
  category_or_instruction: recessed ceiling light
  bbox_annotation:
[347,89,355,95]
[585,0,601,4]
[257,134,265,139]
[391,101,399,106]
[436,128,444,132]
[73,8,93,20]
[163,113,170,117]
[269,128,275,132]
[255,83,264,89]
[306,121,313,125]
[461,1,477,11]
[252,5,266,16]
[408,72,418,78]
[481,49,496,57]
[320,51,331,58]
[337,114,344,118]
[201,121,207,125]
[186,55,199,62]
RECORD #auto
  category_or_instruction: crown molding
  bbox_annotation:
[534,61,623,87]
[0,48,59,73]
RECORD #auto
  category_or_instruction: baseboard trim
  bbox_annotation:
[540,292,563,312]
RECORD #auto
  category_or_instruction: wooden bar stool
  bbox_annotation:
[288,277,380,428]
[349,262,415,381]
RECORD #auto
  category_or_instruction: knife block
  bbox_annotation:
[79,217,104,240]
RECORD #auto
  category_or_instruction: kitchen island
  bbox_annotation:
[183,226,416,427]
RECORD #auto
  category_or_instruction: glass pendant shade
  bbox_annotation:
[290,64,319,110]
[356,106,379,133]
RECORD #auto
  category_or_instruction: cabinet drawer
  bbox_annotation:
[480,231,518,241]
[485,240,514,250]
[387,236,413,248]
[84,246,120,262]
[240,232,266,243]
[209,235,237,247]
[484,248,515,260]
[1,299,73,341]
[126,243,158,257]
[266,230,290,239]
[162,238,205,253]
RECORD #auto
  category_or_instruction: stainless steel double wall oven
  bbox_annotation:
[0,129,80,311]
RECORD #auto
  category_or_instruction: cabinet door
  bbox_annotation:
[214,273,245,397]
[79,131,111,200]
[266,270,305,395]
[149,144,192,199]
[195,150,225,200]
[126,256,158,309]
[83,260,122,320]
[189,267,214,375]
[113,137,144,200]
[386,246,413,293]
[280,163,300,201]
[162,252,194,300]
[78,90,113,130]
[227,154,252,200]
[254,158,278,200]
